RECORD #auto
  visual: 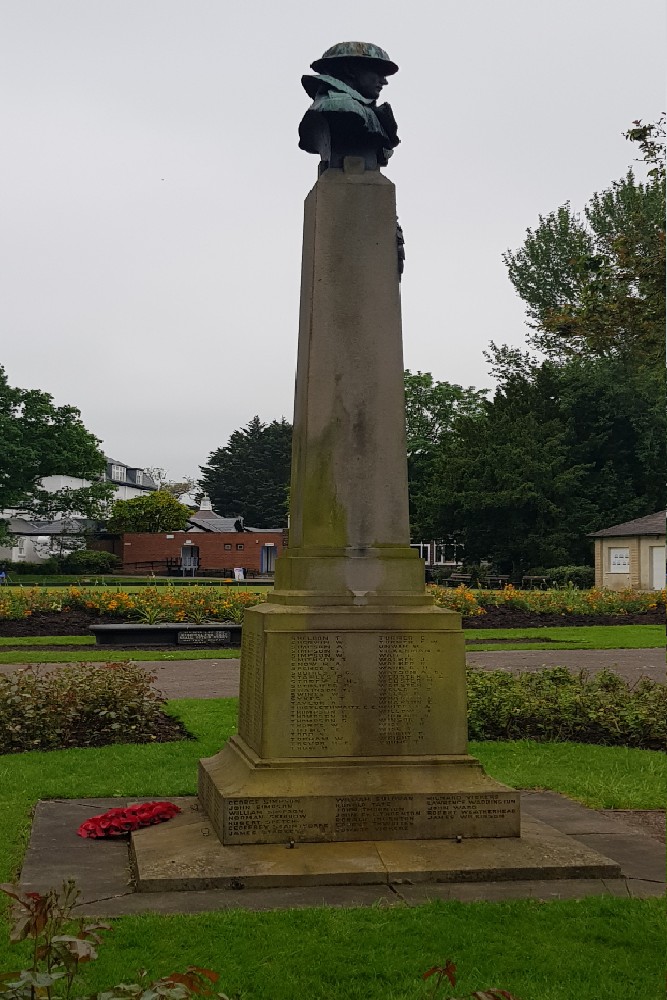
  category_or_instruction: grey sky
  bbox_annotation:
[1,0,664,481]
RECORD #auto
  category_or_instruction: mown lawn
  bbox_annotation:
[467,624,664,650]
[0,699,664,1000]
[0,647,240,663]
[0,624,661,663]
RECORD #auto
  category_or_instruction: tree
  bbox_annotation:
[144,468,199,503]
[106,491,191,534]
[441,347,665,572]
[0,366,113,542]
[503,117,665,365]
[199,417,292,527]
[403,371,487,539]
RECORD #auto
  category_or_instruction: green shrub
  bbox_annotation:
[525,565,595,588]
[467,667,667,749]
[60,549,119,573]
[0,662,178,753]
[4,558,62,575]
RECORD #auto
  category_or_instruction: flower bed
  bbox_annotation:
[0,584,663,636]
[0,585,263,623]
[431,584,666,619]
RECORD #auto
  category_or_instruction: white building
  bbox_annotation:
[0,458,157,565]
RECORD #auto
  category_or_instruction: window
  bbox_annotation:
[134,470,143,485]
[236,543,244,550]
[608,547,630,573]
[224,543,232,551]
[111,464,125,481]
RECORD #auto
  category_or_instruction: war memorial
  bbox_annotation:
[131,43,620,889]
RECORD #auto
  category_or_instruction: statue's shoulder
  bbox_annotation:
[301,74,373,105]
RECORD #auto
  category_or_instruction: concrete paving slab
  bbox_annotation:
[625,878,666,898]
[398,878,629,904]
[572,833,665,882]
[521,790,633,835]
[376,816,620,884]
[74,884,402,916]
[20,792,663,914]
[132,799,387,890]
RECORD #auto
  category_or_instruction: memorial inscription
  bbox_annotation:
[177,629,231,646]
[264,628,464,758]
[222,790,519,844]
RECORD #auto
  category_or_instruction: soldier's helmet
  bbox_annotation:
[311,41,398,76]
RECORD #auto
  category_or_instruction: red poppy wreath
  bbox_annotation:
[77,801,181,838]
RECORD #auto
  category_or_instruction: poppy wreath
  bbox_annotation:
[77,801,181,838]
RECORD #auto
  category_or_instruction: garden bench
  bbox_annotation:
[482,574,510,589]
[445,573,473,587]
[89,621,242,647]
[522,575,550,589]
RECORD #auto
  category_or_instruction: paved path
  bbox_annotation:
[466,648,665,685]
[4,648,662,698]
[135,648,666,697]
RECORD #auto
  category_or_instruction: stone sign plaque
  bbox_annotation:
[177,630,231,646]
[223,790,519,844]
[259,628,466,759]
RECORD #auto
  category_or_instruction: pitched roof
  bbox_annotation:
[589,511,666,538]
[7,517,92,535]
[187,514,244,533]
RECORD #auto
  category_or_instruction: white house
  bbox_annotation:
[0,457,157,565]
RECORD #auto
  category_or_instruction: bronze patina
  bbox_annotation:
[299,41,400,171]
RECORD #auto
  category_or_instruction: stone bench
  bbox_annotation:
[89,622,242,647]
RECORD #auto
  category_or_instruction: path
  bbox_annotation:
[3,648,662,698]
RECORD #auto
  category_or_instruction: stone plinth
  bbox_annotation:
[198,602,519,846]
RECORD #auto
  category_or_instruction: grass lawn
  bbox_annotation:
[0,625,662,664]
[0,635,95,645]
[0,699,664,999]
[0,647,240,663]
[467,624,664,650]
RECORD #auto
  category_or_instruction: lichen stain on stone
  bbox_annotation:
[301,430,348,548]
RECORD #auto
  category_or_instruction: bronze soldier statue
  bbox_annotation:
[299,41,400,172]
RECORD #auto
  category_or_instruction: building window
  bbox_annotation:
[236,543,244,550]
[608,547,630,572]
[134,470,143,485]
[224,543,232,551]
[111,464,125,481]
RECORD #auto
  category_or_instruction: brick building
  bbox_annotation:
[102,498,286,576]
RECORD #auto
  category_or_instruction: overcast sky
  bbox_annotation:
[1,0,664,481]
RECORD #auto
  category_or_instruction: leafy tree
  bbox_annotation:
[106,491,191,533]
[503,117,665,365]
[0,366,112,542]
[144,468,199,503]
[442,347,665,572]
[199,416,292,527]
[404,371,486,539]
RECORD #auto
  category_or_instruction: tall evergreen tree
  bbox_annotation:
[199,416,292,527]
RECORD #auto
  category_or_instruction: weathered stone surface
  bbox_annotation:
[196,164,520,855]
[199,600,518,846]
[131,800,620,891]
[235,604,466,759]
[273,166,423,607]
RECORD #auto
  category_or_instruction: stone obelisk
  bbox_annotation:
[199,42,519,846]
